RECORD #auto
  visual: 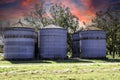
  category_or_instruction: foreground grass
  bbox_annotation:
[0,54,120,80]
[0,63,120,80]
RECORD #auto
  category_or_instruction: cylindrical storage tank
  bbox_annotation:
[38,24,67,59]
[4,27,35,60]
[80,30,106,58]
[72,32,80,58]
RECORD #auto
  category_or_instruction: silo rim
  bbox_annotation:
[40,24,66,30]
[80,30,105,32]
[5,27,35,32]
[39,28,66,30]
[73,30,105,34]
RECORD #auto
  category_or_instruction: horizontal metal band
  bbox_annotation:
[80,37,106,40]
[6,27,34,32]
[5,41,34,46]
[5,47,27,53]
[72,37,106,41]
[4,35,35,39]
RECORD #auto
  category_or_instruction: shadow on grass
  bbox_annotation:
[1,56,120,64]
[6,58,94,64]
[54,58,93,63]
[6,59,52,64]
[85,58,120,62]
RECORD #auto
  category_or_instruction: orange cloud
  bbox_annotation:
[0,0,100,24]
[19,0,96,23]
[60,0,94,23]
[20,0,35,7]
[81,0,93,9]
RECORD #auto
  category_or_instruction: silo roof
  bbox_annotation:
[84,27,102,31]
[11,23,31,28]
[43,24,64,29]
[74,26,103,33]
[6,27,34,32]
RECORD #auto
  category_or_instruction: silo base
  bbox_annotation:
[40,56,68,60]
[4,58,34,61]
[71,53,80,58]
[80,56,107,59]
[4,54,34,60]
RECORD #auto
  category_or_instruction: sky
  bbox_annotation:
[0,0,120,25]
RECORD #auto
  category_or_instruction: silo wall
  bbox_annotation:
[80,30,106,59]
[4,27,35,60]
[38,28,67,59]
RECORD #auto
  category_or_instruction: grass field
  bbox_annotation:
[0,54,120,80]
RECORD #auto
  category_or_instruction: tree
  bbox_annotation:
[0,20,10,44]
[24,3,79,54]
[92,3,120,58]
[0,20,10,52]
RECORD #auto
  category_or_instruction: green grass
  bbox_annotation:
[0,55,120,80]
[0,63,120,80]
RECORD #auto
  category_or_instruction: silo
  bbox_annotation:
[4,27,35,60]
[38,24,67,59]
[80,30,106,58]
[71,32,80,58]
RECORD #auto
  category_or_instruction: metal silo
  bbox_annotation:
[80,30,106,58]
[71,32,80,58]
[38,24,67,59]
[4,27,35,60]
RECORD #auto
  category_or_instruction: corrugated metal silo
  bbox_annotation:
[4,27,35,60]
[80,30,106,58]
[38,24,67,59]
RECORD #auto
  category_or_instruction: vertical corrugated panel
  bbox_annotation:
[38,28,67,59]
[80,30,106,58]
[4,27,35,60]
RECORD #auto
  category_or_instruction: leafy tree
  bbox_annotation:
[24,3,79,54]
[0,20,10,52]
[0,20,10,44]
[92,3,120,58]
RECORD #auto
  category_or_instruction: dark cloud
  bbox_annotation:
[88,0,120,11]
[0,0,16,4]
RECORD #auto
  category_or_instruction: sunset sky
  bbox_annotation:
[0,0,119,24]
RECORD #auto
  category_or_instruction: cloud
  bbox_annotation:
[0,8,24,20]
[0,0,119,24]
[0,0,96,23]
[0,0,16,4]
[20,0,36,7]
[59,0,95,23]
[0,0,39,20]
